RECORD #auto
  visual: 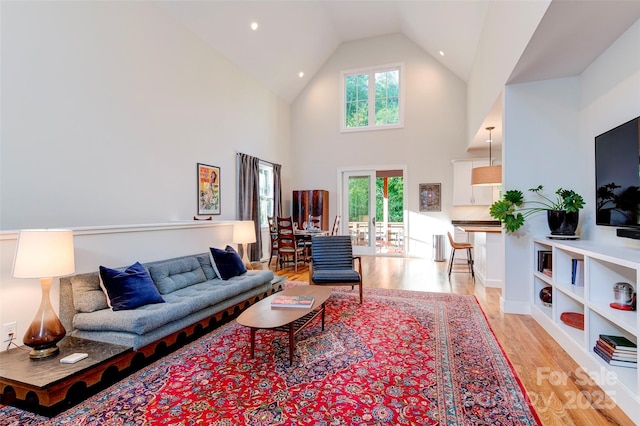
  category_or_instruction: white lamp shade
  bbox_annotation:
[471,165,502,186]
[232,221,256,244]
[12,229,75,278]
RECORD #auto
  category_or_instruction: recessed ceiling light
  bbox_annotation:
[439,50,445,56]
[250,22,258,31]
[298,71,304,78]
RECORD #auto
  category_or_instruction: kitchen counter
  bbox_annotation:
[457,226,501,233]
[451,220,500,227]
[452,220,503,289]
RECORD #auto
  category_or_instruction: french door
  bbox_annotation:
[339,166,407,256]
[342,170,377,255]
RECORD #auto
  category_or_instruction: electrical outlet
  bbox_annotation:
[3,322,17,342]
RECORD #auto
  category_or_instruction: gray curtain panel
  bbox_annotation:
[236,153,261,262]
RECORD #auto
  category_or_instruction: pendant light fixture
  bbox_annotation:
[471,126,502,186]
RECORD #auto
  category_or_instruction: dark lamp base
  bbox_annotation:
[29,345,60,359]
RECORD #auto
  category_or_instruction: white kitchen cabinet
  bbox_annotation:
[452,159,494,206]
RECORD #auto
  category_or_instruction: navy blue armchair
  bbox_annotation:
[309,235,363,303]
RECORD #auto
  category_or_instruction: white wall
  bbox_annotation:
[0,222,237,351]
[467,0,550,143]
[502,77,581,311]
[501,19,640,313]
[291,33,485,257]
[0,2,292,348]
[580,19,640,246]
[0,1,291,230]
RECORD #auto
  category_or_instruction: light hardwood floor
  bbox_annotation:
[257,255,635,426]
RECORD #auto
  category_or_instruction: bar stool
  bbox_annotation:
[447,232,474,279]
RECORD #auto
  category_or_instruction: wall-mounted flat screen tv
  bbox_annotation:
[594,115,640,228]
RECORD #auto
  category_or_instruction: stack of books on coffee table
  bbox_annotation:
[271,295,315,309]
[593,334,637,369]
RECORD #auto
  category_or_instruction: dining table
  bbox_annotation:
[294,229,330,259]
[294,229,330,238]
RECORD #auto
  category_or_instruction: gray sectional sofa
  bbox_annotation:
[59,253,275,352]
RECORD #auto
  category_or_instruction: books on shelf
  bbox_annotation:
[594,345,637,368]
[571,259,584,287]
[599,334,637,351]
[271,295,315,309]
[537,250,552,275]
[595,341,637,360]
[593,334,637,369]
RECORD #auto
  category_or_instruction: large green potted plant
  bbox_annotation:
[490,185,585,234]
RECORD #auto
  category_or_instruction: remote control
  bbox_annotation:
[60,352,89,364]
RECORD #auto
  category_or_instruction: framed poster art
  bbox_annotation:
[197,163,220,215]
[419,183,441,212]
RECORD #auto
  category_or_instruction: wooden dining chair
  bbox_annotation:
[276,216,306,272]
[331,215,341,235]
[267,216,278,267]
[308,215,322,230]
[297,215,320,257]
[447,232,474,280]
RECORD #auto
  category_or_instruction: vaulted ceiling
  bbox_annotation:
[157,0,489,103]
[156,1,640,147]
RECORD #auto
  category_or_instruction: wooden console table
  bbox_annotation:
[0,336,133,415]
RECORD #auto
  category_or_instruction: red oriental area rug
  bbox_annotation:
[0,284,541,425]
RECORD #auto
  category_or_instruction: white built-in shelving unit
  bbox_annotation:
[531,238,639,419]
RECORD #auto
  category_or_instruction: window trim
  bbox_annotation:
[258,161,274,229]
[339,62,405,133]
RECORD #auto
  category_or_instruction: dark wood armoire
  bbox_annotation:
[292,190,329,230]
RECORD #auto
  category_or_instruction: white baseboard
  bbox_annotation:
[500,298,530,314]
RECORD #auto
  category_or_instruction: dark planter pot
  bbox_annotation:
[547,210,579,235]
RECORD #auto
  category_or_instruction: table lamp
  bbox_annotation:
[12,229,75,359]
[233,221,256,270]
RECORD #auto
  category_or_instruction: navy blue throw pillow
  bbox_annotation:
[99,262,165,311]
[209,245,247,280]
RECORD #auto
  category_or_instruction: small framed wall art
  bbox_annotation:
[419,183,441,212]
[197,163,221,215]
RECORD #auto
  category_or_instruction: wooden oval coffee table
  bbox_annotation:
[237,285,332,365]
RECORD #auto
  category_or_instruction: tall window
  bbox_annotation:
[258,162,274,228]
[341,63,403,132]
